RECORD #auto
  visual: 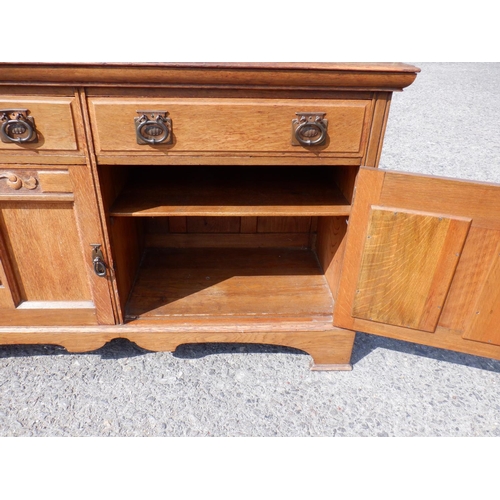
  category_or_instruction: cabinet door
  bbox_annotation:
[334,167,500,360]
[0,166,115,326]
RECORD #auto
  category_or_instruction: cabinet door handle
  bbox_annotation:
[292,112,328,146]
[0,109,38,144]
[90,244,107,277]
[135,111,172,145]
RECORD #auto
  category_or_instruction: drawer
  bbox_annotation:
[0,167,73,198]
[88,97,373,165]
[0,95,85,164]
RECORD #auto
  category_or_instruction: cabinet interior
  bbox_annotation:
[99,165,358,325]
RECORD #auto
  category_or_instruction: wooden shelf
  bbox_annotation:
[125,247,334,325]
[110,167,351,217]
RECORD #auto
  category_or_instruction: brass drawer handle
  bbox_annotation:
[292,112,328,146]
[135,111,172,145]
[0,109,38,144]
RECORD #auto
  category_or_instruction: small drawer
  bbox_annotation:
[0,168,73,198]
[88,97,373,165]
[0,95,85,164]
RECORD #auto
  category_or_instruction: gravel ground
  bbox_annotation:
[1,63,499,437]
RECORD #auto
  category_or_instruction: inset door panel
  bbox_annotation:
[335,167,500,357]
[351,206,470,332]
[0,201,91,302]
[462,238,500,345]
[438,227,500,333]
[0,165,116,326]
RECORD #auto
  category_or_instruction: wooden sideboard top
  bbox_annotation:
[0,62,420,90]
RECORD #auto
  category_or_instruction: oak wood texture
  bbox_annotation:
[0,201,91,302]
[462,238,500,345]
[0,94,85,164]
[109,217,144,320]
[0,256,16,309]
[315,216,348,300]
[69,165,117,325]
[126,248,333,324]
[37,170,73,192]
[439,227,500,332]
[88,97,372,163]
[94,155,364,167]
[334,167,500,357]
[0,325,356,368]
[0,226,21,308]
[0,198,100,326]
[379,172,500,231]
[352,207,471,332]
[0,168,72,196]
[0,63,420,91]
[363,92,392,167]
[0,307,97,326]
[145,232,312,249]
[109,167,351,217]
[78,89,123,324]
[0,63,427,369]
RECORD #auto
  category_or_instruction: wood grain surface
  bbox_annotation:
[352,207,470,331]
[0,95,83,160]
[109,167,351,217]
[0,63,419,91]
[126,248,333,322]
[89,97,371,159]
[335,167,500,357]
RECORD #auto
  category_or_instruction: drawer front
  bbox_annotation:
[89,97,372,163]
[0,168,73,198]
[0,96,84,163]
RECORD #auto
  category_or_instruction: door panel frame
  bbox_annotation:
[334,167,500,358]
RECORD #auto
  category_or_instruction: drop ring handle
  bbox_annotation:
[136,114,170,145]
[294,117,327,146]
[0,115,35,143]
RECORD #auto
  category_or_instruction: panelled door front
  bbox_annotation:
[0,165,115,326]
[334,167,500,359]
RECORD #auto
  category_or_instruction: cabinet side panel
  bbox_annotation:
[0,202,92,301]
[316,216,347,299]
[363,92,392,167]
[109,217,144,318]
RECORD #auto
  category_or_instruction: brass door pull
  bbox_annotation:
[90,244,107,277]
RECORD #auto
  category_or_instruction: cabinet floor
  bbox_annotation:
[125,247,334,324]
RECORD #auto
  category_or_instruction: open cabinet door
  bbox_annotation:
[334,167,500,360]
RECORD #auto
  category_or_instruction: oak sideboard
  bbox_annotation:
[0,63,499,370]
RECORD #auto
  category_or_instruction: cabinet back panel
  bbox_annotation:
[143,216,315,249]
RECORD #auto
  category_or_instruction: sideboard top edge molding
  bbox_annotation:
[0,63,420,91]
